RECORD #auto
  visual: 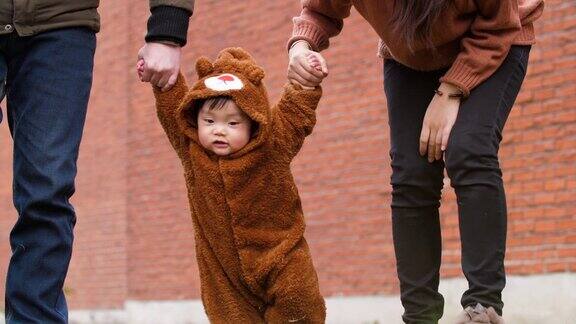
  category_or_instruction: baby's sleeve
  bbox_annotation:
[153,73,190,161]
[271,83,322,159]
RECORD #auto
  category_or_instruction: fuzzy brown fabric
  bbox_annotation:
[153,47,326,323]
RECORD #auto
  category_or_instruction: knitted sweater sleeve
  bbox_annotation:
[153,73,190,162]
[146,1,195,46]
[271,84,322,159]
[439,0,522,97]
[288,0,353,51]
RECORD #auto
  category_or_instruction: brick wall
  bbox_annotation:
[0,0,573,311]
[498,0,576,274]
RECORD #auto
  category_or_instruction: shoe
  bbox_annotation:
[454,303,505,324]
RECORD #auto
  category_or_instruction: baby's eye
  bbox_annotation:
[229,121,240,126]
[204,119,214,124]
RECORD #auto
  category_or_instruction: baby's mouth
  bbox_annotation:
[213,140,228,147]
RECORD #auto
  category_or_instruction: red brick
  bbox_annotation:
[544,179,566,191]
[533,193,556,204]
[558,248,576,258]
[544,262,569,272]
[558,220,576,230]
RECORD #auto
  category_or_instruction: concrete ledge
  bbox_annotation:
[69,310,127,324]
[67,273,576,324]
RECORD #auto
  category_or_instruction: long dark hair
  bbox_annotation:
[391,0,450,53]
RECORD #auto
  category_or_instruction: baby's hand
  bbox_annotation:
[288,41,328,90]
[305,53,327,88]
[307,54,322,73]
[136,59,145,80]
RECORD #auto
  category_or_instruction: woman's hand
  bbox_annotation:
[287,41,328,88]
[419,82,462,162]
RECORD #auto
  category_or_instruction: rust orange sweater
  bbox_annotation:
[289,0,544,97]
[153,48,325,323]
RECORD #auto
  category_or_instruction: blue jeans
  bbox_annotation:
[0,28,96,323]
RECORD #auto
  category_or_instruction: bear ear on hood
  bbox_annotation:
[245,65,265,85]
[216,47,265,85]
[195,56,214,78]
[217,47,252,61]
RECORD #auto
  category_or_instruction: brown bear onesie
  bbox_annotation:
[152,47,326,323]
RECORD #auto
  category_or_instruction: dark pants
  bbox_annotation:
[0,28,96,323]
[384,45,530,324]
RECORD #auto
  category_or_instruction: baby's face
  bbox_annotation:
[197,100,252,156]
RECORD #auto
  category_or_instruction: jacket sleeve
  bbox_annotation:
[439,0,522,97]
[153,73,190,161]
[146,1,195,46]
[271,84,322,159]
[288,0,352,51]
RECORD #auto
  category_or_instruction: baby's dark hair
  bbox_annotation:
[185,96,229,129]
[186,96,259,137]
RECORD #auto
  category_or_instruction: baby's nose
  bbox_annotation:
[213,125,226,135]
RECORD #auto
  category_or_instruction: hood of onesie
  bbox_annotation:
[176,47,271,158]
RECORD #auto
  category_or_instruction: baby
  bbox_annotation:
[141,47,326,323]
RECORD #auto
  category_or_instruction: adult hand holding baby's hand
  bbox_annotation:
[137,42,181,92]
[288,41,328,89]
